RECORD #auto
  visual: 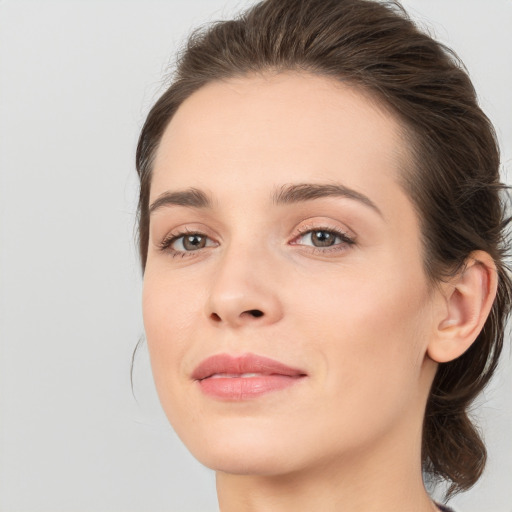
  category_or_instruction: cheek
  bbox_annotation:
[141,269,203,397]
[143,263,204,337]
[290,262,431,409]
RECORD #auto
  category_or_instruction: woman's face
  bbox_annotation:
[143,72,440,476]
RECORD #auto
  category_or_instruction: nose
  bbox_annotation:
[205,244,284,328]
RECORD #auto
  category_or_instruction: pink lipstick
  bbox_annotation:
[192,353,306,400]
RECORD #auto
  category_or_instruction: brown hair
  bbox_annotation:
[135,0,511,499]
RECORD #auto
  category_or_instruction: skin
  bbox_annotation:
[142,71,496,512]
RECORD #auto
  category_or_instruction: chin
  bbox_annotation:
[195,448,299,477]
[174,418,309,476]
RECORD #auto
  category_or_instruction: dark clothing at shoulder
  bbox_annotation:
[437,504,455,512]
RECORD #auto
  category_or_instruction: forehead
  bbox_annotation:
[151,71,409,206]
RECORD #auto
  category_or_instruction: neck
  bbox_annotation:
[216,405,438,512]
[217,454,437,512]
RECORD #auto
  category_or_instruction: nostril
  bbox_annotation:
[209,309,265,323]
[210,313,221,322]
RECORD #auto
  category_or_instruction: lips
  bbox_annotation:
[192,353,306,380]
[192,353,307,399]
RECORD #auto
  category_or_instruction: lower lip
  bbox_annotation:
[197,375,304,400]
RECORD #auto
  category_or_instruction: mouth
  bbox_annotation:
[209,372,269,378]
[192,353,307,400]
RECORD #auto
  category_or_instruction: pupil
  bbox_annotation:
[183,234,206,250]
[312,231,335,247]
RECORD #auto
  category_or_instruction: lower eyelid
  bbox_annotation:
[296,242,353,255]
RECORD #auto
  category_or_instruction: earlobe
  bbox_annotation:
[427,251,498,363]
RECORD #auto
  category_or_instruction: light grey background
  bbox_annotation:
[0,1,510,511]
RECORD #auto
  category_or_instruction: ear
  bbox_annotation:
[427,251,498,363]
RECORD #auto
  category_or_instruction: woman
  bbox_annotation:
[135,0,511,510]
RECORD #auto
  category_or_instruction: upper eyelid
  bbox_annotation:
[292,221,356,240]
[157,223,219,244]
[291,227,355,247]
[160,229,214,247]
[295,224,349,235]
[156,218,356,249]
[160,224,351,240]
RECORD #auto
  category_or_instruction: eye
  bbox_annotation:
[301,230,339,247]
[292,227,355,249]
[160,231,217,254]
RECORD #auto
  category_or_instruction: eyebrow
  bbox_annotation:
[149,182,382,217]
[272,182,383,217]
[149,188,212,215]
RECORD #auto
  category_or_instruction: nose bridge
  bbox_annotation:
[206,235,283,327]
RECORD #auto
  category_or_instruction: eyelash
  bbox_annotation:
[291,225,355,254]
[158,225,355,258]
[158,228,213,258]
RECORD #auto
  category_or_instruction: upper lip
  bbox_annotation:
[192,353,307,381]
